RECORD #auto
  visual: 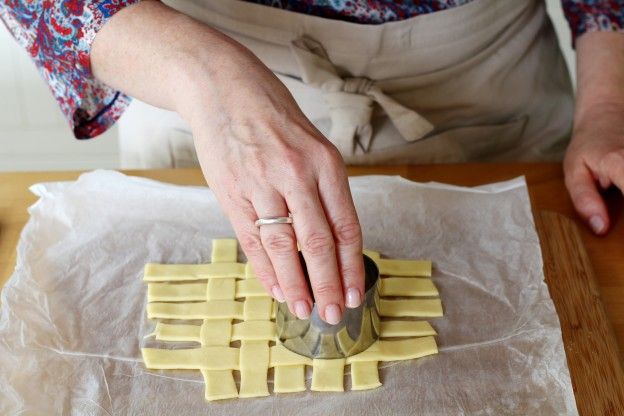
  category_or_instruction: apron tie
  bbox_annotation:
[290,36,434,155]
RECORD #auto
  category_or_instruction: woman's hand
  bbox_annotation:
[564,31,624,235]
[91,1,365,323]
[564,102,624,234]
[183,45,365,324]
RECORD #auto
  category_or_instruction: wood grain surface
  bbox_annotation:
[536,211,624,415]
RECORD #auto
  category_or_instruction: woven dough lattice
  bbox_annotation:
[141,239,443,401]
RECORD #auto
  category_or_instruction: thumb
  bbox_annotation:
[564,164,610,235]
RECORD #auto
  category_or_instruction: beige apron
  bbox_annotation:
[118,0,574,168]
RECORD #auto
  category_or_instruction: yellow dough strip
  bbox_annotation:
[147,282,205,302]
[203,239,239,400]
[379,277,438,297]
[379,298,443,317]
[236,279,266,297]
[211,239,238,263]
[379,320,437,337]
[237,273,274,398]
[239,340,271,398]
[147,300,244,320]
[150,319,434,343]
[243,297,274,321]
[274,365,306,393]
[269,344,313,367]
[350,360,381,390]
[143,262,246,282]
[362,250,432,276]
[142,346,239,370]
[151,321,277,343]
[346,337,438,364]
[201,369,238,401]
[376,258,432,277]
[149,275,439,303]
[149,322,200,342]
[147,278,267,302]
[311,358,346,392]
[233,321,276,341]
[200,319,232,346]
[207,278,236,300]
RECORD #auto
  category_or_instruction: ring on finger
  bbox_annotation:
[255,215,293,227]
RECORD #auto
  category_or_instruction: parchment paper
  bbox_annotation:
[0,170,578,415]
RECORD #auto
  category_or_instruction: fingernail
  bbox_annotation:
[271,285,285,303]
[589,215,605,234]
[324,304,342,325]
[345,288,362,308]
[294,301,311,320]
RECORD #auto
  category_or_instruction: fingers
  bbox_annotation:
[565,162,610,235]
[253,189,313,320]
[317,160,365,310]
[599,151,624,194]
[288,183,345,325]
[226,199,284,301]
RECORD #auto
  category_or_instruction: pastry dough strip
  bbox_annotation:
[311,358,346,392]
[211,239,238,263]
[346,337,438,363]
[239,340,271,397]
[148,276,437,302]
[351,360,381,390]
[379,298,443,317]
[150,320,435,343]
[142,346,239,370]
[147,279,266,302]
[380,277,438,297]
[202,239,239,400]
[273,365,306,393]
[144,262,246,281]
[379,320,437,337]
[377,258,432,277]
[146,300,244,320]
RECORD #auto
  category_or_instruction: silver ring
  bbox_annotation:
[255,215,293,227]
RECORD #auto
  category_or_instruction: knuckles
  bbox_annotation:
[279,281,309,298]
[301,232,335,256]
[254,272,275,287]
[339,263,364,283]
[333,221,362,246]
[264,231,297,255]
[238,232,264,254]
[311,281,341,300]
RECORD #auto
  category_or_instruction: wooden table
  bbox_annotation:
[1,164,623,413]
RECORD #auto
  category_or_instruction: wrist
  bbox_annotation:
[574,101,624,133]
[575,32,624,122]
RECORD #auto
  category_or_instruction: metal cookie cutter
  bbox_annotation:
[276,253,381,359]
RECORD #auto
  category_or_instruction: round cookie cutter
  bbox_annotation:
[276,253,381,359]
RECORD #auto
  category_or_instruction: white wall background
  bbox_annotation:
[0,0,576,172]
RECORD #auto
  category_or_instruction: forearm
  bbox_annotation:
[90,0,258,127]
[575,32,624,123]
[91,0,362,320]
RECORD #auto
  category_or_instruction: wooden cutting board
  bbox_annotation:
[535,211,624,415]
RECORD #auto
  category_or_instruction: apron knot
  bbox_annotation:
[343,77,374,95]
[290,36,434,155]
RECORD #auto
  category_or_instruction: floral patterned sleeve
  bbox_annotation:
[0,0,140,139]
[562,0,624,42]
